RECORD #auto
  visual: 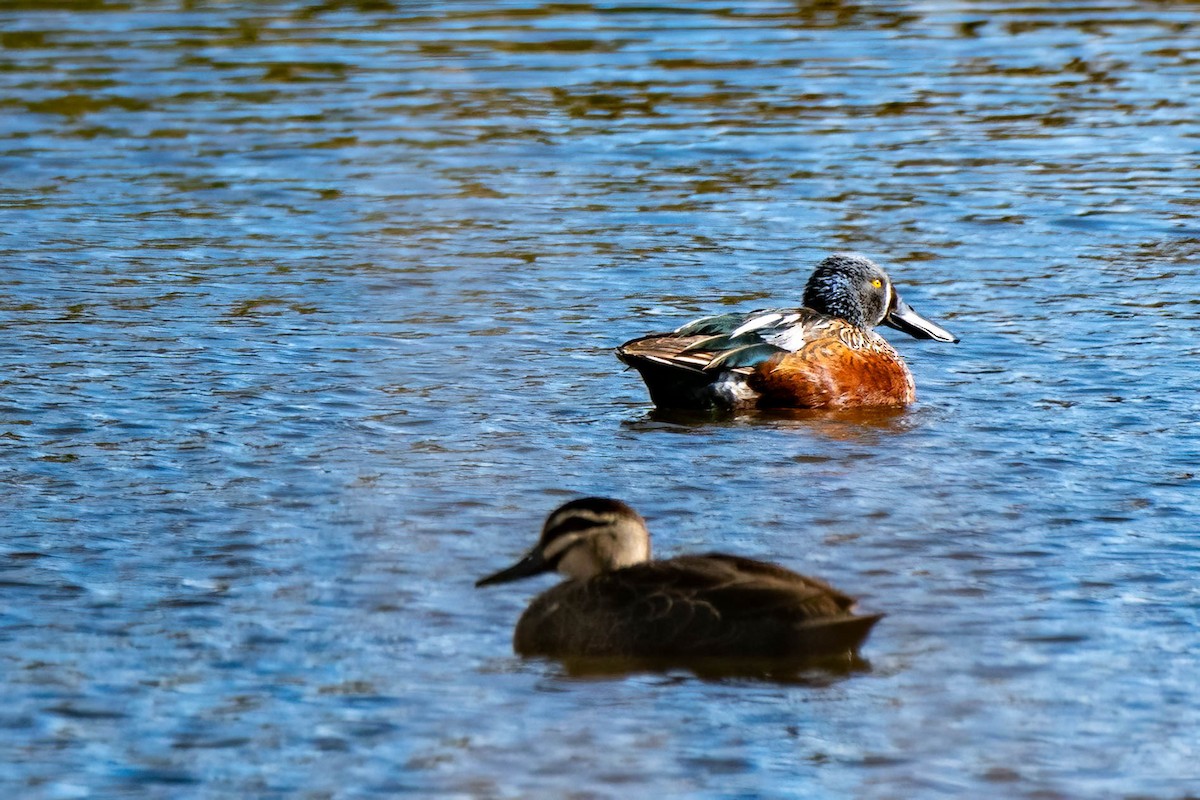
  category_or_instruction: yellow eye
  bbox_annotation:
[871,279,883,288]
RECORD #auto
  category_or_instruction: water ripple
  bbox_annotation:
[2,1,1200,797]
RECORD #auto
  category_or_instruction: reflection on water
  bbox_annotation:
[3,1,1200,797]
[553,653,873,686]
[633,405,914,439]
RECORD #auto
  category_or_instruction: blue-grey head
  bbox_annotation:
[802,253,958,343]
[476,497,651,587]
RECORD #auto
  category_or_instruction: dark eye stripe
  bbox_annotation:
[545,513,611,540]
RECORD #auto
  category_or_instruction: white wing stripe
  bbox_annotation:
[730,312,783,338]
[766,324,807,352]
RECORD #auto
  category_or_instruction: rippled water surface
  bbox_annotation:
[3,1,1200,796]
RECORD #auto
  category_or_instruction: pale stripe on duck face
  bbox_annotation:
[538,498,651,580]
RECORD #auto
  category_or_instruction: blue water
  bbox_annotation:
[2,1,1199,796]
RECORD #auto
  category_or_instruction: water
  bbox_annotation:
[2,1,1199,796]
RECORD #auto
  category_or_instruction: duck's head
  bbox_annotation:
[476,497,651,587]
[803,253,958,343]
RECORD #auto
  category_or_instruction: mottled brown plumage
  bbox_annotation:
[513,553,880,659]
[477,498,882,661]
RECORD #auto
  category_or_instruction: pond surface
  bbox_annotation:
[2,0,1200,796]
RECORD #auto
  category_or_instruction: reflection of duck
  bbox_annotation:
[476,497,882,660]
[632,405,911,440]
[618,253,957,410]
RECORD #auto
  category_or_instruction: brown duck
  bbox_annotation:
[476,497,883,661]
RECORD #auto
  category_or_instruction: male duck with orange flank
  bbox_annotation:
[617,253,958,410]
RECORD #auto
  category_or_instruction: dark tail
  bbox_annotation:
[792,613,884,656]
[616,341,723,410]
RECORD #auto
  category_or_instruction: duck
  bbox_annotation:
[617,252,958,410]
[476,497,883,661]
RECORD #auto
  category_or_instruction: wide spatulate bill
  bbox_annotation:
[883,296,958,343]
